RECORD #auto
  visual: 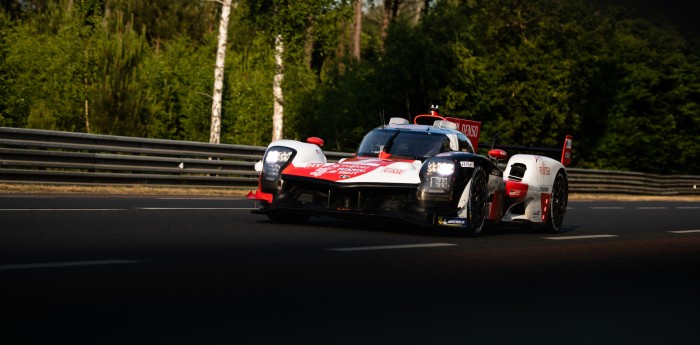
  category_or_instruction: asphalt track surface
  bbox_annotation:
[1,196,699,344]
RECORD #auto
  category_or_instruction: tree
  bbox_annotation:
[245,0,351,141]
[272,34,284,141]
[352,0,362,61]
[210,0,234,144]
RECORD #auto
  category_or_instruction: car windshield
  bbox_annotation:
[357,129,449,160]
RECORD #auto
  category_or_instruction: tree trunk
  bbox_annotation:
[304,15,315,69]
[391,0,401,20]
[84,77,90,133]
[272,34,284,141]
[352,0,362,61]
[210,0,232,144]
[380,0,391,51]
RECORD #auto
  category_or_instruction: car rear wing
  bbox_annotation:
[413,109,483,151]
[480,135,573,167]
[445,117,481,152]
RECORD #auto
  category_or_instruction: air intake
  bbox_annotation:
[508,163,527,182]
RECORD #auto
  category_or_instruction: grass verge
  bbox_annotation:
[0,183,250,197]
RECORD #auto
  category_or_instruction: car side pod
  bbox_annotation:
[505,180,529,199]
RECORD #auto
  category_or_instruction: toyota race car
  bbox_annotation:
[248,108,573,235]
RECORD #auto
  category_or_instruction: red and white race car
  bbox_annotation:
[248,108,573,235]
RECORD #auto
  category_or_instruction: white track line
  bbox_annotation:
[668,230,700,234]
[328,243,458,252]
[0,260,147,271]
[158,198,238,200]
[136,207,253,210]
[0,208,125,211]
[543,234,619,240]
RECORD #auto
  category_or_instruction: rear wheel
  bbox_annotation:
[458,167,489,236]
[545,171,568,233]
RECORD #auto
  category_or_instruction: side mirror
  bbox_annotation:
[488,149,508,161]
[306,137,324,147]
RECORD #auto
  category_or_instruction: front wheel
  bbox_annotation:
[458,167,489,236]
[545,171,568,233]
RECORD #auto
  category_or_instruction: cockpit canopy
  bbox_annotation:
[357,128,473,161]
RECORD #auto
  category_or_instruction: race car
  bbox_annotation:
[248,107,573,235]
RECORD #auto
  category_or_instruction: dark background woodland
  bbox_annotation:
[0,0,698,174]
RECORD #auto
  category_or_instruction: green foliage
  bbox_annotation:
[104,0,219,46]
[138,35,213,142]
[0,8,12,127]
[2,1,95,132]
[0,0,698,174]
[223,34,275,146]
[589,18,700,174]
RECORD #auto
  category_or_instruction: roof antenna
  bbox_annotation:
[380,111,386,130]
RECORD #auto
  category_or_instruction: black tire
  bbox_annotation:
[545,171,568,233]
[462,167,489,236]
[267,214,310,224]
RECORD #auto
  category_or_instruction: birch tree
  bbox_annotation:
[272,34,284,141]
[210,0,234,144]
[352,0,362,61]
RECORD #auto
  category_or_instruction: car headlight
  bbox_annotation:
[422,159,455,194]
[427,161,455,176]
[263,147,295,182]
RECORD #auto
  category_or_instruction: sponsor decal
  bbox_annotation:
[344,161,380,167]
[539,161,550,176]
[460,161,475,168]
[337,167,367,174]
[382,168,406,175]
[311,167,330,177]
[506,181,529,198]
[445,117,482,151]
[308,163,371,177]
[458,124,480,138]
[339,175,350,179]
[437,216,468,227]
[509,189,524,197]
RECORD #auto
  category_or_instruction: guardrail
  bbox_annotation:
[1,127,699,195]
[0,127,352,189]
